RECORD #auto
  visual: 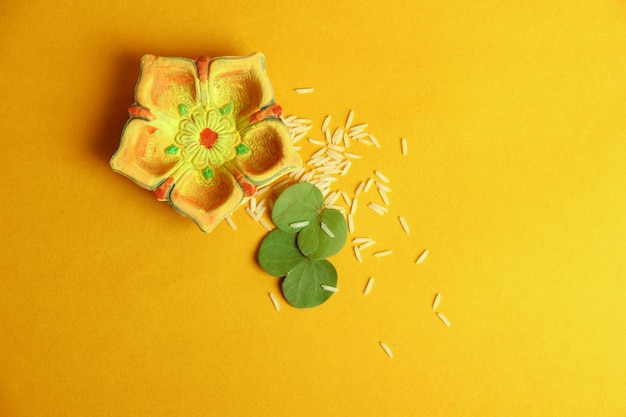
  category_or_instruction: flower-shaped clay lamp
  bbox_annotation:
[111,52,301,232]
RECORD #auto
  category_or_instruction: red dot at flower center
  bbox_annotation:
[199,128,219,149]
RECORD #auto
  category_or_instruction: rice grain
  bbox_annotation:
[380,341,393,358]
[294,87,314,94]
[437,312,451,327]
[374,170,390,183]
[368,202,388,215]
[350,123,368,132]
[398,216,410,234]
[225,215,237,230]
[350,198,358,216]
[290,221,310,229]
[259,217,273,231]
[378,188,390,206]
[364,277,374,295]
[322,115,331,132]
[345,109,355,129]
[353,245,362,263]
[320,222,335,238]
[416,249,429,264]
[432,293,441,310]
[358,240,376,250]
[308,138,326,146]
[269,292,281,311]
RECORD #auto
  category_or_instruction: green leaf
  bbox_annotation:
[297,209,348,260]
[271,183,323,233]
[258,229,307,277]
[282,258,338,308]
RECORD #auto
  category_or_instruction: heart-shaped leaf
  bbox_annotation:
[297,209,347,260]
[282,258,338,308]
[271,183,323,232]
[258,229,307,277]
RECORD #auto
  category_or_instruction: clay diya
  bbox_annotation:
[111,52,301,232]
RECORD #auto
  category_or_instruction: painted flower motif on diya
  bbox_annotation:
[111,52,301,232]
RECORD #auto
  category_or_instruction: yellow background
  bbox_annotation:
[1,0,625,416]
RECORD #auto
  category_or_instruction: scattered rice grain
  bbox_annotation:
[368,202,388,215]
[290,220,310,229]
[432,293,441,310]
[290,124,312,134]
[380,341,393,358]
[327,204,345,213]
[341,160,352,176]
[341,190,351,207]
[344,152,362,159]
[378,188,390,206]
[291,131,308,144]
[355,181,366,196]
[369,134,381,148]
[259,217,273,231]
[364,277,374,295]
[291,167,306,181]
[350,123,368,132]
[416,249,429,264]
[350,198,358,216]
[325,191,340,206]
[353,245,362,263]
[373,250,393,257]
[254,206,267,218]
[294,87,314,94]
[310,147,327,159]
[321,284,338,292]
[364,178,374,192]
[269,292,281,311]
[375,181,391,192]
[437,312,451,327]
[256,185,270,195]
[225,215,237,230]
[349,131,369,139]
[322,115,331,132]
[401,137,408,156]
[358,240,376,250]
[374,170,390,183]
[245,207,259,221]
[326,149,344,161]
[345,109,355,129]
[273,178,292,191]
[308,138,326,146]
[332,128,344,145]
[398,216,410,234]
[320,222,335,238]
